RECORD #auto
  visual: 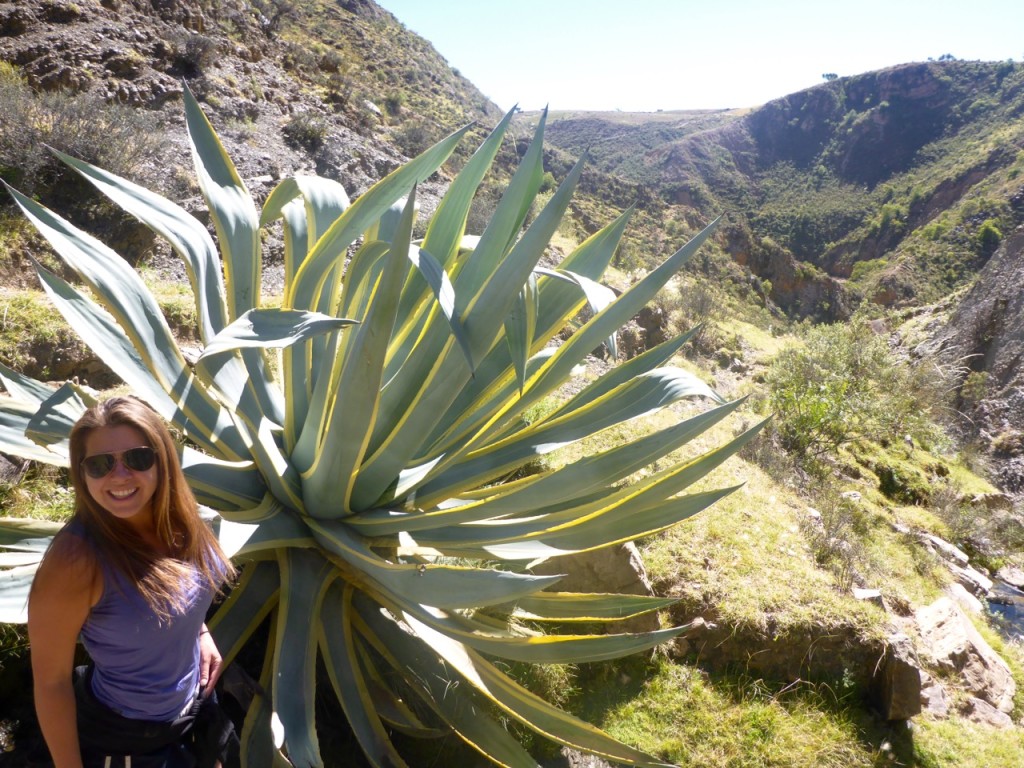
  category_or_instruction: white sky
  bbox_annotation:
[375,0,1024,111]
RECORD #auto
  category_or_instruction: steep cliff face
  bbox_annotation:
[931,228,1024,494]
[748,63,959,185]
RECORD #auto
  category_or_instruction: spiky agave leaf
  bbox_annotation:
[0,91,757,767]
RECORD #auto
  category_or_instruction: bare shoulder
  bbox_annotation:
[29,523,101,680]
[32,525,100,603]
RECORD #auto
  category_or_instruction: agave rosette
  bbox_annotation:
[0,90,762,767]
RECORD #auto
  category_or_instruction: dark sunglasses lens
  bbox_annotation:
[82,454,116,479]
[81,447,156,478]
[123,447,157,472]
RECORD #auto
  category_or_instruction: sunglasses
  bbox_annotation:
[81,446,158,479]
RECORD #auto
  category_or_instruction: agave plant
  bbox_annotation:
[0,89,762,767]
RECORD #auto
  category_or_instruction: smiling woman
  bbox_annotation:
[27,397,237,768]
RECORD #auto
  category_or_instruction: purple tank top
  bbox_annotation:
[70,523,218,721]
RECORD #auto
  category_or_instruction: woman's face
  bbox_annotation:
[82,424,159,528]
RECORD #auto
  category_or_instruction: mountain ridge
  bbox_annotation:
[530,58,1024,320]
[3,3,1021,324]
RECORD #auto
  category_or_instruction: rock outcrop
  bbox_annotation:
[916,597,1016,717]
[725,223,851,322]
[873,631,922,721]
[930,228,1024,497]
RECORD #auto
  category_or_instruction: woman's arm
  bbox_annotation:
[27,534,99,768]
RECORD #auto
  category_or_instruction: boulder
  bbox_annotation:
[915,597,1015,713]
[996,565,1024,591]
[919,672,949,717]
[921,534,970,566]
[947,562,994,597]
[960,696,1015,729]
[853,587,886,610]
[945,582,984,614]
[530,542,659,633]
[873,632,922,721]
[969,492,1014,512]
[0,454,25,484]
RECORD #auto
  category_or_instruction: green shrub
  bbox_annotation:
[383,90,405,116]
[282,112,329,152]
[767,319,948,463]
[672,280,721,355]
[976,218,1002,255]
[875,461,931,505]
[801,487,866,591]
[960,370,988,405]
[849,257,887,282]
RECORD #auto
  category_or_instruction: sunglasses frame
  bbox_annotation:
[80,446,158,479]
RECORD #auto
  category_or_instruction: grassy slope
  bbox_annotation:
[527,282,1024,765]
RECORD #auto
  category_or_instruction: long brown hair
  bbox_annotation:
[66,396,234,618]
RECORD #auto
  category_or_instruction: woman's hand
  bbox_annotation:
[199,626,224,694]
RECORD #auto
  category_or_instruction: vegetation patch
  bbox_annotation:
[589,661,882,768]
[766,317,949,465]
[913,715,1024,768]
[0,287,91,382]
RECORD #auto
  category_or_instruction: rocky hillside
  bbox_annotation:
[0,0,503,239]
[926,230,1024,494]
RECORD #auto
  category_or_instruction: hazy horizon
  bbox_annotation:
[375,0,1024,112]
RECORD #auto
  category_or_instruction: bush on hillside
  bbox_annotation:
[668,279,722,356]
[0,64,161,199]
[170,32,219,77]
[282,112,329,152]
[391,117,445,158]
[976,218,1002,255]
[767,318,950,464]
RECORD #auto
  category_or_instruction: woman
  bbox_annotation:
[28,397,237,767]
